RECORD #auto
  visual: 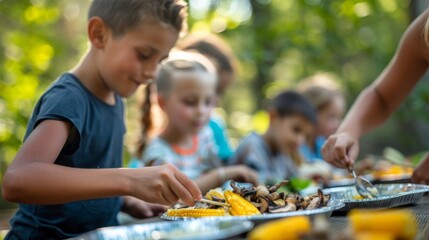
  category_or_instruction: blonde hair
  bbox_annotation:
[135,51,216,157]
[296,73,344,111]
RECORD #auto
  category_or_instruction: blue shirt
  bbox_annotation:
[300,136,326,163]
[6,73,125,240]
[209,117,233,162]
[228,132,297,184]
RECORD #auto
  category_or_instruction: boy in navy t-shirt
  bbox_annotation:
[2,1,201,239]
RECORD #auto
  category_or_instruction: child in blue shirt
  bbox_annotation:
[229,90,317,184]
[1,1,201,239]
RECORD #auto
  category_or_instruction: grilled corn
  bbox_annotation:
[224,190,260,216]
[166,208,227,218]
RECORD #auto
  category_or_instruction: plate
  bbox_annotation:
[160,199,345,225]
[69,218,253,240]
[323,183,429,212]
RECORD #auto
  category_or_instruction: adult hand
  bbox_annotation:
[412,153,429,184]
[131,164,201,207]
[322,132,359,168]
[121,196,167,219]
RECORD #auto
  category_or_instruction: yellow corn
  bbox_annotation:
[224,190,260,216]
[166,208,226,218]
[354,232,395,240]
[248,216,311,240]
[348,209,417,240]
[205,188,225,200]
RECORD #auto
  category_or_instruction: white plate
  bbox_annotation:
[161,199,345,225]
[70,218,253,240]
[323,183,429,211]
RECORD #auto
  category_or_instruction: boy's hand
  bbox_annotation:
[121,196,167,218]
[132,164,201,207]
[322,132,359,168]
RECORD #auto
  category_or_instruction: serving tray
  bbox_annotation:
[322,183,429,211]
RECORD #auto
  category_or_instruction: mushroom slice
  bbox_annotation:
[258,196,270,213]
[268,180,289,192]
[267,192,280,201]
[322,194,331,206]
[255,185,270,198]
[306,197,322,210]
[269,202,296,213]
[230,180,243,195]
[273,199,285,206]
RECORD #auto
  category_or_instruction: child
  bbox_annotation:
[137,51,259,194]
[322,8,429,184]
[179,33,238,161]
[298,79,346,162]
[1,1,201,239]
[228,90,317,184]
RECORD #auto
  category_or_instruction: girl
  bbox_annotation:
[135,51,258,194]
[298,81,346,162]
[228,90,317,184]
[178,33,237,162]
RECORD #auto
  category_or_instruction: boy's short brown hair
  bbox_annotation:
[88,0,188,38]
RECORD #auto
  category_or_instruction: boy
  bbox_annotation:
[2,0,201,239]
[228,90,317,184]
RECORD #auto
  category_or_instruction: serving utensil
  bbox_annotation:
[347,159,379,198]
[197,198,230,207]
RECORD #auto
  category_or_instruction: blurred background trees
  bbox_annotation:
[2,0,429,186]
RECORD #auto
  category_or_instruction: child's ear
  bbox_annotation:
[268,109,279,123]
[87,17,109,49]
[157,94,166,110]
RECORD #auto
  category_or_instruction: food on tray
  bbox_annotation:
[348,209,417,240]
[166,208,227,218]
[372,164,413,179]
[248,215,311,240]
[248,209,417,240]
[166,180,332,218]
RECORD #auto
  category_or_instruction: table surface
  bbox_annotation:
[2,191,429,239]
[126,192,429,239]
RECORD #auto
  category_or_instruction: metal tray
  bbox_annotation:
[70,218,253,240]
[323,183,429,212]
[160,199,344,225]
[326,174,374,188]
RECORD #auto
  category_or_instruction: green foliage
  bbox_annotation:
[0,0,88,177]
[1,0,428,185]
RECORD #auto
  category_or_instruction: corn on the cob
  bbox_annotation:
[205,188,225,200]
[224,190,260,216]
[248,215,311,240]
[348,209,417,240]
[166,208,226,218]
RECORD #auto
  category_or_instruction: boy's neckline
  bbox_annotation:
[66,73,119,108]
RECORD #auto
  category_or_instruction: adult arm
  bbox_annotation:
[2,120,201,206]
[322,9,429,168]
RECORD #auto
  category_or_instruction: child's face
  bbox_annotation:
[160,71,216,135]
[317,96,345,137]
[271,114,314,154]
[99,21,179,98]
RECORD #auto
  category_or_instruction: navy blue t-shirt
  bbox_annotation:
[6,73,125,240]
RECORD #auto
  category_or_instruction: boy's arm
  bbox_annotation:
[2,120,201,206]
[322,9,429,168]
